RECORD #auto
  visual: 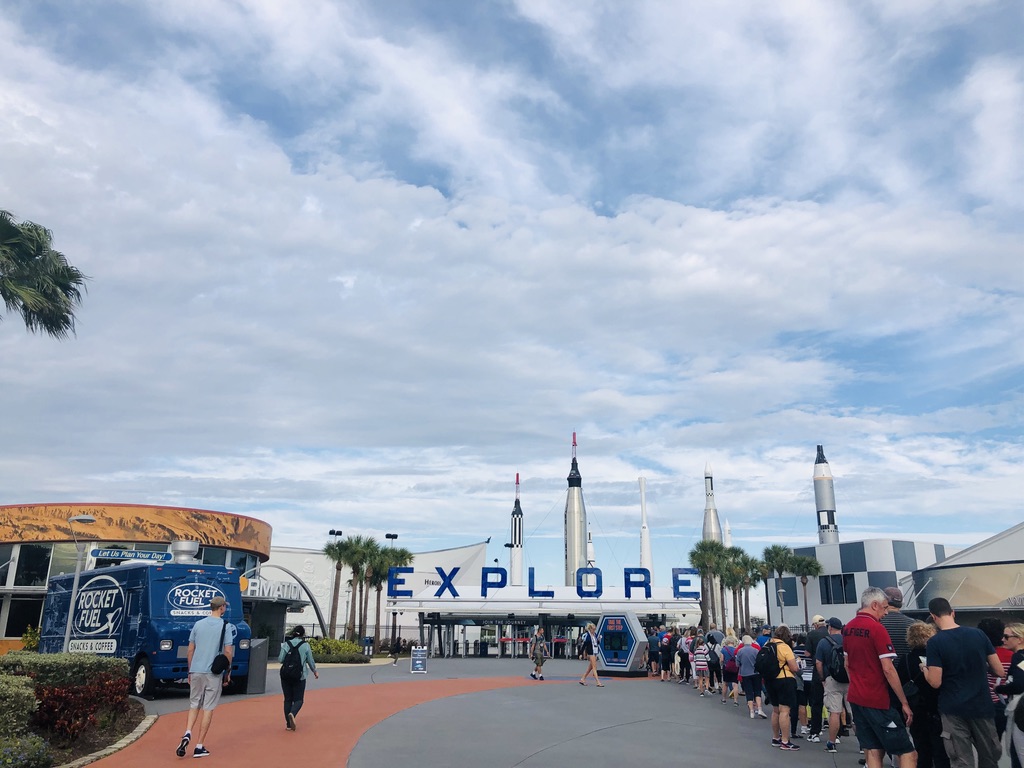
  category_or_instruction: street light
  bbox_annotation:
[777,588,787,625]
[63,515,96,653]
[328,529,343,639]
[385,533,398,546]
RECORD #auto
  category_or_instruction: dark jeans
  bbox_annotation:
[282,676,307,719]
[807,676,824,735]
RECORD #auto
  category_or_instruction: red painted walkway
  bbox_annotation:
[92,676,538,767]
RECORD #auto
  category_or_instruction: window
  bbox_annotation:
[893,541,917,572]
[0,544,14,586]
[868,571,898,590]
[5,597,44,638]
[820,573,857,605]
[839,542,866,574]
[201,547,228,567]
[14,544,52,587]
[230,551,257,576]
[934,544,946,563]
[48,543,79,578]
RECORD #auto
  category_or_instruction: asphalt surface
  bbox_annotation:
[110,657,1012,768]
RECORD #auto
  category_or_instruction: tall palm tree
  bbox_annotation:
[340,535,375,641]
[791,554,825,630]
[689,539,726,630]
[1,210,87,339]
[371,546,414,648]
[762,544,794,625]
[323,537,358,639]
[358,538,382,642]
[721,546,748,631]
[740,554,765,632]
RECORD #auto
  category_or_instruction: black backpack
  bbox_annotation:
[280,638,306,682]
[824,636,849,683]
[754,641,782,679]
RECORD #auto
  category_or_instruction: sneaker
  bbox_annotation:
[791,733,803,740]
[193,746,210,759]
[286,713,296,731]
[771,738,783,747]
[780,742,801,751]
[835,737,841,744]
[176,734,191,758]
[825,742,838,753]
[807,733,821,743]
[757,710,768,719]
[699,691,705,697]
[530,672,537,679]
[538,675,544,680]
[750,710,756,719]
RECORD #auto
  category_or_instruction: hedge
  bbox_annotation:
[0,735,53,768]
[0,676,36,738]
[0,652,129,688]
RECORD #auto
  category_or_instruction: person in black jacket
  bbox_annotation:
[578,623,604,687]
[994,623,1024,768]
[900,621,949,768]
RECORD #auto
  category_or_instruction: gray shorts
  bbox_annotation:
[189,672,224,712]
[823,676,849,713]
[533,653,546,666]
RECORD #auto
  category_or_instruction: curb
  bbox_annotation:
[55,714,158,768]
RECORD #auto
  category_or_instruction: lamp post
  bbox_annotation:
[328,529,343,639]
[777,588,787,625]
[63,514,96,653]
[385,533,398,646]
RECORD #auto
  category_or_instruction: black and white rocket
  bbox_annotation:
[702,463,723,543]
[563,432,588,587]
[509,472,524,586]
[814,445,839,544]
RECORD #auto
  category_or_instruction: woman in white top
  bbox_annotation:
[578,623,604,687]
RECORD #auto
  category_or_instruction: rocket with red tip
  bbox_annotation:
[509,472,524,586]
[563,432,589,587]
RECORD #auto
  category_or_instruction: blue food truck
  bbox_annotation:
[39,560,251,696]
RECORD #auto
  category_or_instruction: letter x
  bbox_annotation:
[434,567,460,598]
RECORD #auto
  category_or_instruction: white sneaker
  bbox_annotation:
[750,711,756,719]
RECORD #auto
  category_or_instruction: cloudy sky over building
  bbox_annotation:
[1,1,1021,585]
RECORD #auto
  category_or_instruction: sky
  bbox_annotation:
[1,0,1021,588]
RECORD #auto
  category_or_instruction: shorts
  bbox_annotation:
[766,676,798,711]
[696,668,709,678]
[532,654,545,667]
[850,703,915,755]
[723,670,738,684]
[823,677,848,713]
[660,651,673,667]
[189,672,224,712]
[741,674,762,701]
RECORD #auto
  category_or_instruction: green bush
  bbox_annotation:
[0,652,128,688]
[20,626,40,652]
[0,735,53,768]
[0,676,36,737]
[307,637,363,659]
[314,653,371,664]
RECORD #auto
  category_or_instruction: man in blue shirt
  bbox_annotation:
[923,597,1005,768]
[176,596,236,759]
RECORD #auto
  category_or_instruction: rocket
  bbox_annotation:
[639,477,653,573]
[585,529,597,589]
[724,518,732,547]
[702,463,723,543]
[563,432,588,587]
[814,445,839,544]
[509,472,524,586]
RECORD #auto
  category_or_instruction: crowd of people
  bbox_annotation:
[640,586,1023,768]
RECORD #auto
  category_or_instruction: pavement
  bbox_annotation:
[88,658,1013,768]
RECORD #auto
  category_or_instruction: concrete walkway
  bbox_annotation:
[90,658,1012,767]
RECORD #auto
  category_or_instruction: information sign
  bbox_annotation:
[410,645,428,674]
[90,549,172,562]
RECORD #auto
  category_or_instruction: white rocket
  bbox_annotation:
[585,529,597,589]
[509,472,524,586]
[639,477,653,573]
[702,463,723,543]
[814,445,839,544]
[563,432,588,587]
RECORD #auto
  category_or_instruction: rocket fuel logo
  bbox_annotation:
[168,582,225,617]
[72,575,126,640]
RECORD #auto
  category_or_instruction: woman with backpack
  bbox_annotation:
[278,626,318,731]
[721,636,740,705]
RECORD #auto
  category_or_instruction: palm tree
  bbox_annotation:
[340,535,375,641]
[357,538,382,642]
[791,554,825,630]
[689,539,726,630]
[1,210,87,339]
[762,544,794,625]
[721,546,747,631]
[741,554,765,632]
[371,546,414,648]
[323,537,358,639]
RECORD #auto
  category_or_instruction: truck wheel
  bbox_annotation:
[132,658,155,698]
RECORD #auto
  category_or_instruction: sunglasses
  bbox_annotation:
[1004,634,1017,640]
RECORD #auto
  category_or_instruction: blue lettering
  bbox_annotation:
[387,566,414,598]
[480,567,507,597]
[672,567,700,600]
[575,567,603,597]
[624,568,651,599]
[528,567,554,598]
[434,566,460,598]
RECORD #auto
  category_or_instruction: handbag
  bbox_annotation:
[211,620,231,674]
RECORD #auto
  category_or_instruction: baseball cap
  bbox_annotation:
[812,614,825,624]
[883,587,904,608]
[827,617,843,630]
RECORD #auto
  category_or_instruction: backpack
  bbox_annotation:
[722,645,739,674]
[706,637,721,668]
[754,640,782,679]
[824,636,849,683]
[280,638,306,682]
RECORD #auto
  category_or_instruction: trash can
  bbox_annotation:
[245,638,269,695]
[478,641,489,657]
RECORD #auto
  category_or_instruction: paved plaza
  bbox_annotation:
[90,657,1012,767]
